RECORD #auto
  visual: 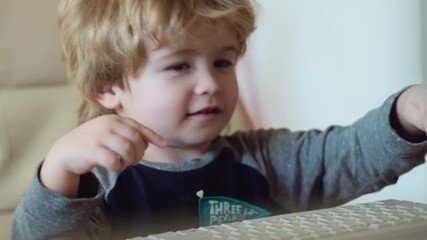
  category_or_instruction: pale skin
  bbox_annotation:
[41,22,240,198]
[40,24,427,199]
[394,85,427,142]
[41,116,167,198]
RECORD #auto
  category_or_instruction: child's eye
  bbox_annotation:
[214,60,233,68]
[167,63,190,71]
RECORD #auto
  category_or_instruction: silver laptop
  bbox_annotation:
[134,199,427,240]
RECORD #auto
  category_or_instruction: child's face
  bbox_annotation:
[114,22,239,153]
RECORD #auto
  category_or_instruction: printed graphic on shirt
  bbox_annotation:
[197,190,271,226]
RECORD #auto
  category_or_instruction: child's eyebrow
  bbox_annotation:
[153,45,239,61]
[222,46,239,54]
[153,49,194,61]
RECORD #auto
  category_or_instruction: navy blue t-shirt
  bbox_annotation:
[106,149,285,238]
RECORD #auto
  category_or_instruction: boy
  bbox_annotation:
[12,0,427,239]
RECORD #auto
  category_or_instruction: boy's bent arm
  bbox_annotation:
[40,157,81,198]
[12,164,110,240]
[38,115,166,198]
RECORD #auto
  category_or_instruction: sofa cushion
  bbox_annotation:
[0,211,13,240]
[0,85,80,212]
[0,0,65,87]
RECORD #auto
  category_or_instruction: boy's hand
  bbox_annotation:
[395,85,427,142]
[40,115,166,198]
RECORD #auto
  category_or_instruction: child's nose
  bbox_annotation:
[194,70,220,96]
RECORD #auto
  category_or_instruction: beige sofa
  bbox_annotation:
[0,0,251,239]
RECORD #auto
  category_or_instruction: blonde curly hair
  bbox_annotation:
[58,0,257,124]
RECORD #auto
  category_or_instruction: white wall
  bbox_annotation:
[422,0,427,78]
[238,0,427,204]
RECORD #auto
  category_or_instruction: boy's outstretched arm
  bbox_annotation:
[393,85,427,142]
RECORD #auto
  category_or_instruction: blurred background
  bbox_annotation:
[237,0,427,204]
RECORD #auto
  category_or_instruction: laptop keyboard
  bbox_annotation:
[136,200,427,240]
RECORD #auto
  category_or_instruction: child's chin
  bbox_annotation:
[178,133,220,146]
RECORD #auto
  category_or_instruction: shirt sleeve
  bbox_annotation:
[231,89,427,212]
[12,163,111,240]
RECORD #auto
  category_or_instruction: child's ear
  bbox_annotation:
[96,85,121,109]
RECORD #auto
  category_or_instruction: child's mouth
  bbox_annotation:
[187,106,222,116]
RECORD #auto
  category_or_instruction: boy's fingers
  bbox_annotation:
[119,117,167,148]
[138,127,167,148]
[95,148,123,172]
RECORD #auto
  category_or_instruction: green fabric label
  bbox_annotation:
[197,190,271,226]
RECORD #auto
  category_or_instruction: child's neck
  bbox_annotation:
[143,141,214,163]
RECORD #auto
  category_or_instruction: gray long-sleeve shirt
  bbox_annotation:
[12,91,427,239]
